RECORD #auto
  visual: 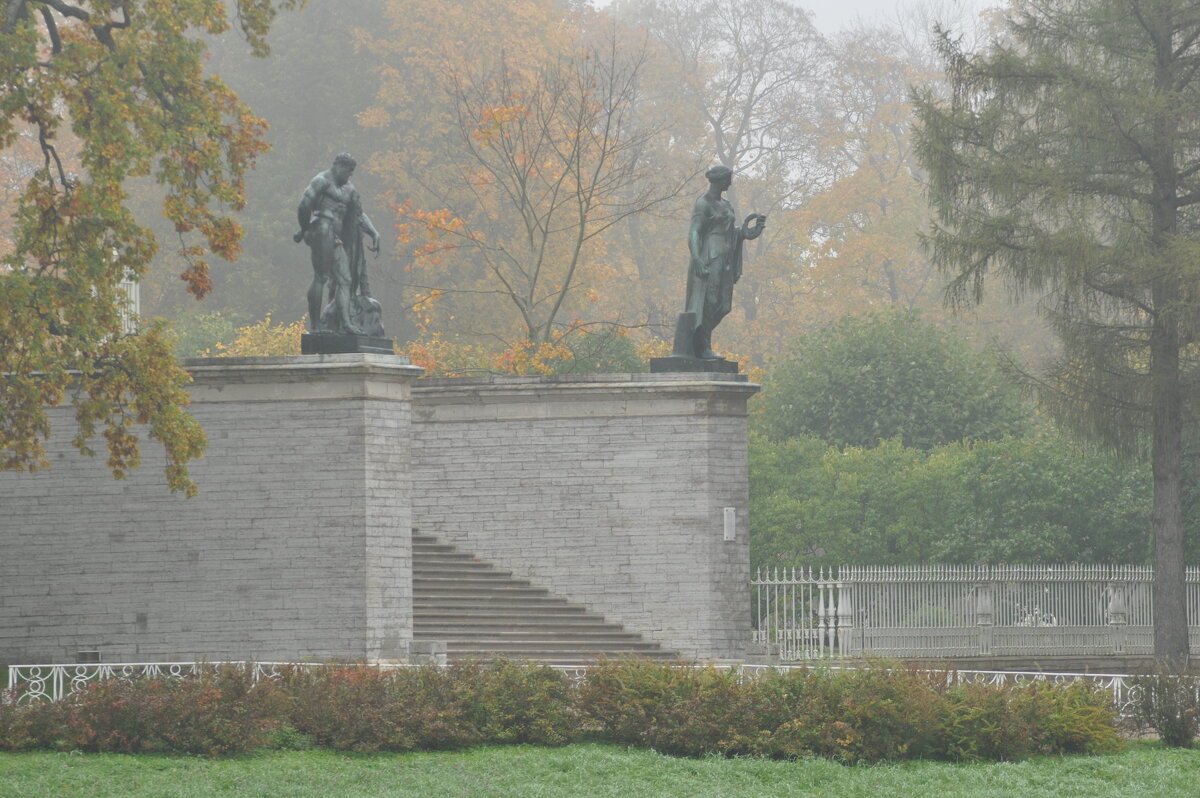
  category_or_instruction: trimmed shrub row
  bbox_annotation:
[577,660,1122,762]
[0,660,1122,761]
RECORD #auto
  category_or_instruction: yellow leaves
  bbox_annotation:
[213,313,306,357]
[397,334,493,377]
[408,288,445,332]
[356,106,392,130]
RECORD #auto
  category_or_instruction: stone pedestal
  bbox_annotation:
[301,332,394,356]
[650,355,739,374]
[0,354,422,664]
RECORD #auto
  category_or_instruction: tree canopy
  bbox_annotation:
[760,310,1027,449]
[0,0,298,494]
[750,432,1151,571]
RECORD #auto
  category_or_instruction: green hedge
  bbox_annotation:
[0,660,1122,761]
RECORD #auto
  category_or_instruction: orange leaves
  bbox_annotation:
[393,198,472,272]
[413,207,467,233]
[472,101,529,143]
[492,339,573,376]
[199,217,244,262]
[180,261,213,299]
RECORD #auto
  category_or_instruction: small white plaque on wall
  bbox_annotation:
[723,507,736,541]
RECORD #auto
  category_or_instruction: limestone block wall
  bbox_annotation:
[0,355,420,665]
[410,373,758,660]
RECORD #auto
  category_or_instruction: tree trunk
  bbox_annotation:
[1151,313,1189,667]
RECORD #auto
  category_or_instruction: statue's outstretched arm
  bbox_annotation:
[740,213,767,241]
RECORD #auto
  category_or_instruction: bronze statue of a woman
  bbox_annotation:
[675,165,766,360]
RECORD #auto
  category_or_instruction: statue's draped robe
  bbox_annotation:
[685,193,744,336]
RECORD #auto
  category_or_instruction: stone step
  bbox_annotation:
[413,597,577,609]
[415,586,554,600]
[443,657,674,667]
[415,612,609,625]
[414,558,502,571]
[439,642,671,656]
[413,573,524,585]
[413,548,490,560]
[417,624,652,638]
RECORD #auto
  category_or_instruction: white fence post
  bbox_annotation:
[1107,581,1128,655]
[976,581,994,656]
[837,579,854,657]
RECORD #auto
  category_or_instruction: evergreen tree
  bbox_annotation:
[914,0,1200,663]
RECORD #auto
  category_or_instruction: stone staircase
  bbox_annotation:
[412,532,676,664]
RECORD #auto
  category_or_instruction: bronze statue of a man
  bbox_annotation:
[294,152,381,335]
[679,165,766,359]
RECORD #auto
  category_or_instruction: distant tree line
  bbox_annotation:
[750,311,1175,571]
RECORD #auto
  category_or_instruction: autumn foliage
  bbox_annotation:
[0,0,299,493]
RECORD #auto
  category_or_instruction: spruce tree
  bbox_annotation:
[915,0,1200,663]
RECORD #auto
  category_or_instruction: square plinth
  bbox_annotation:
[650,355,739,374]
[302,332,395,356]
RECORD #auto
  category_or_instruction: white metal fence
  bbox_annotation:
[752,564,1200,661]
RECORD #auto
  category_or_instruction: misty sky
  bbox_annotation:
[794,0,991,34]
[593,0,994,35]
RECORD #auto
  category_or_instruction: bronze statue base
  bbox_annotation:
[302,332,395,356]
[650,355,739,374]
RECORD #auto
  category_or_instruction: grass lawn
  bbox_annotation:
[0,742,1196,798]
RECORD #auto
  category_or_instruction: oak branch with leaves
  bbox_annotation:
[0,0,299,495]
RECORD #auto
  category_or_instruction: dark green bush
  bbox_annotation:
[1127,671,1200,748]
[828,666,944,761]
[577,661,1121,763]
[938,681,1036,761]
[1024,679,1122,755]
[628,665,756,757]
[458,659,577,746]
[574,658,683,746]
[747,667,847,759]
[265,724,315,751]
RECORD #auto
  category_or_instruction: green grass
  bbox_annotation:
[0,742,1196,798]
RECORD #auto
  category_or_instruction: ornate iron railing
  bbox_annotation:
[3,660,1167,719]
[752,564,1200,661]
[3,662,328,704]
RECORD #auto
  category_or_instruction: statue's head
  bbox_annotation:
[331,152,357,186]
[705,164,732,190]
